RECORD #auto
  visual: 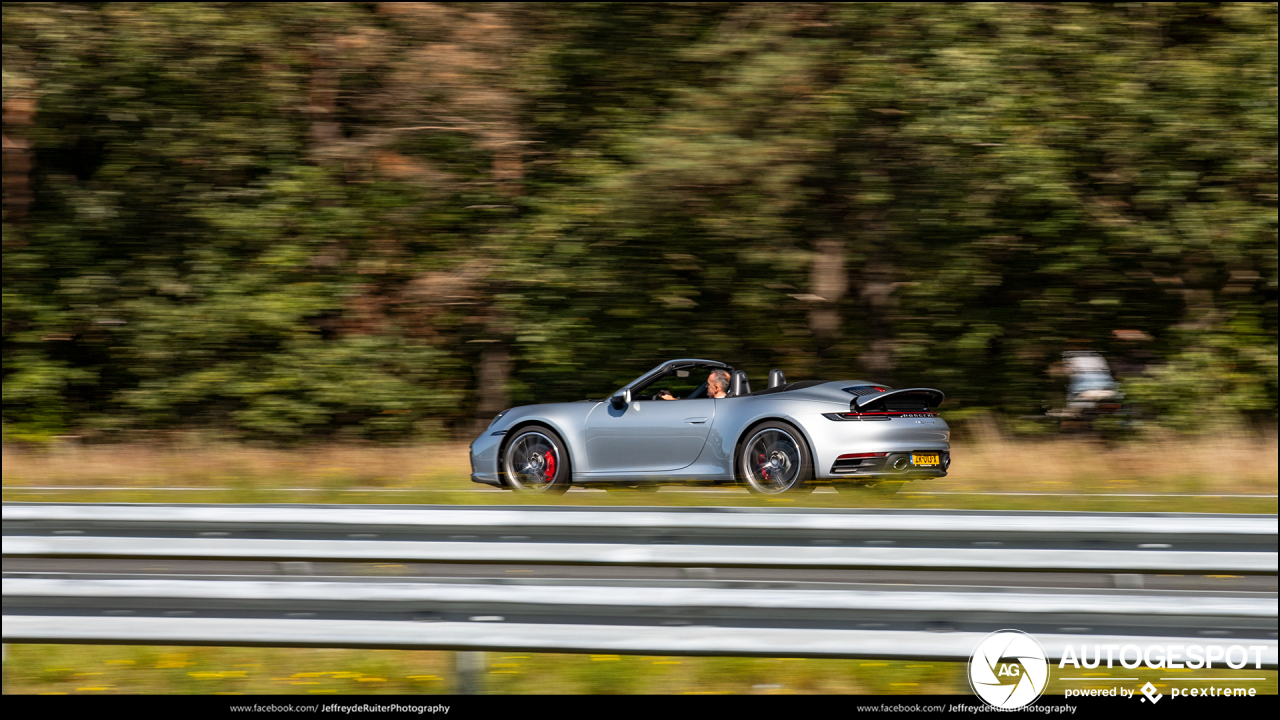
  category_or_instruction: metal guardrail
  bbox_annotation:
[4,503,1277,574]
[6,536,1274,574]
[4,576,1276,666]
[8,615,1275,666]
[5,575,1274,627]
[3,503,1276,665]
[6,503,1276,540]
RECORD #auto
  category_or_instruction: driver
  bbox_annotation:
[706,369,731,399]
[656,369,732,400]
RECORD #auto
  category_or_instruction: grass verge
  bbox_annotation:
[4,644,1275,695]
[3,433,1276,513]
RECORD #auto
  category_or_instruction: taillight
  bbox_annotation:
[823,411,937,421]
[837,452,887,459]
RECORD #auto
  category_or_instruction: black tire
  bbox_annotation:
[501,424,571,496]
[737,421,814,495]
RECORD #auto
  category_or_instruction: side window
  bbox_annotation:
[633,370,676,401]
[634,367,716,400]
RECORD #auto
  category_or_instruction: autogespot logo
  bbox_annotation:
[969,630,1050,709]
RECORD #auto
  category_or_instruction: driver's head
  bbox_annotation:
[708,369,731,396]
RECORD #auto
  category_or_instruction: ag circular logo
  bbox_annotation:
[969,630,1049,709]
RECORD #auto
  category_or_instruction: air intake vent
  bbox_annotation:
[885,399,929,412]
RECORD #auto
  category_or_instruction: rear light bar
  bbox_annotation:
[823,412,938,421]
[837,452,887,459]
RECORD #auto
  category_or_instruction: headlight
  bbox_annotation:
[489,409,510,428]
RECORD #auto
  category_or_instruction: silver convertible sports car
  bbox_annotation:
[469,359,949,496]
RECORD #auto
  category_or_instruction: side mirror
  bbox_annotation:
[768,369,786,388]
[610,388,632,408]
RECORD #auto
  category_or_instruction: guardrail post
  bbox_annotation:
[278,561,314,576]
[455,651,485,694]
[1113,573,1144,589]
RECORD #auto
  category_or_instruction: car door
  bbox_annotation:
[582,397,716,474]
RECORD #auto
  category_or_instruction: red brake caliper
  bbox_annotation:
[543,450,556,483]
[758,452,770,480]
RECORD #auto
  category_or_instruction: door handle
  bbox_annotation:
[683,417,708,424]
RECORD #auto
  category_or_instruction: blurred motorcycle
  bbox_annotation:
[1045,351,1135,436]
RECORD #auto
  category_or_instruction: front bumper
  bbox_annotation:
[469,431,506,487]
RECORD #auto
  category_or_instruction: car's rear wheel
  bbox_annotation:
[502,425,571,496]
[738,421,814,495]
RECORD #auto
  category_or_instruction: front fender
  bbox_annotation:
[481,402,600,479]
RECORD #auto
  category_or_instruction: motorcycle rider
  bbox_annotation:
[1060,350,1122,417]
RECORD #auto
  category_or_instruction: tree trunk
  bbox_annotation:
[2,95,36,221]
[858,259,897,381]
[493,148,524,197]
[808,239,847,340]
[474,343,511,435]
[306,41,340,164]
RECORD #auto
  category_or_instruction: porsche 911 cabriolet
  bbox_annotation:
[469,359,949,495]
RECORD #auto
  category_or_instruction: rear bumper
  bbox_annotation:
[826,450,951,478]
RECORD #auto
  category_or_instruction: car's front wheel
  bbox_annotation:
[737,421,814,495]
[502,425,571,496]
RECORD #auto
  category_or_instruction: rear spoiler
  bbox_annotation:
[853,387,945,411]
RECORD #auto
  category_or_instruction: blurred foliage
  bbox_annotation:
[1124,312,1278,431]
[3,3,1276,441]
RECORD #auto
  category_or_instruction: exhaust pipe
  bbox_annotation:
[892,457,910,471]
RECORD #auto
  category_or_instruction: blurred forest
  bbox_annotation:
[3,3,1276,443]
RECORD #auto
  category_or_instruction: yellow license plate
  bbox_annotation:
[912,454,940,466]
